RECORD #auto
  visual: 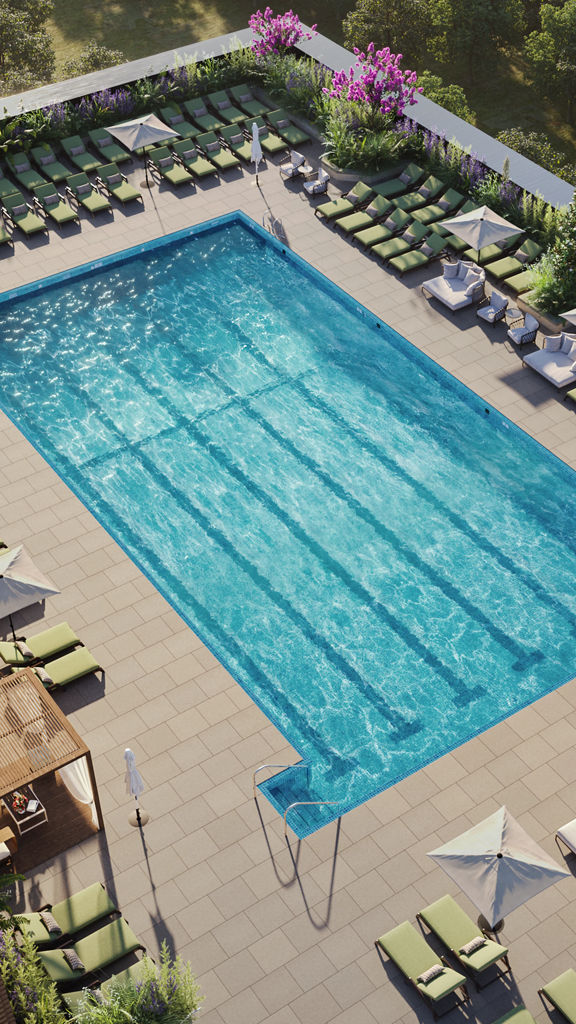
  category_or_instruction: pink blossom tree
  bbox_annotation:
[325,42,421,127]
[249,8,317,59]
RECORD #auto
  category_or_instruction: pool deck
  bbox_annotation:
[3,142,576,1024]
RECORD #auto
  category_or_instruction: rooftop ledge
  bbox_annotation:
[1,25,574,210]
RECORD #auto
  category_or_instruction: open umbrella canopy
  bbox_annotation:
[428,806,569,928]
[107,114,179,153]
[560,308,576,327]
[439,205,521,251]
[0,545,59,621]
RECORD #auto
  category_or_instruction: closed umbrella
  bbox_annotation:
[107,114,180,189]
[124,747,149,827]
[0,545,59,639]
[439,205,521,251]
[251,121,263,186]
[428,806,569,930]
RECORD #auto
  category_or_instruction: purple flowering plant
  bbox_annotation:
[249,7,317,58]
[324,42,421,127]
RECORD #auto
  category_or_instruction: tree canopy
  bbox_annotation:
[525,0,576,122]
[0,0,55,93]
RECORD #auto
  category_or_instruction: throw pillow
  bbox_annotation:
[14,161,29,171]
[44,194,59,206]
[15,640,34,659]
[63,949,85,972]
[217,100,231,110]
[465,277,481,297]
[182,149,195,160]
[419,186,431,198]
[39,910,62,935]
[70,145,84,156]
[399,170,412,183]
[76,183,91,195]
[100,137,113,146]
[158,157,172,167]
[230,134,243,145]
[107,173,122,184]
[277,119,290,128]
[420,243,435,257]
[544,335,562,352]
[514,248,530,264]
[437,198,451,210]
[459,936,486,956]
[239,92,251,102]
[417,964,444,985]
[40,155,54,165]
[443,262,459,279]
[194,104,207,114]
[561,332,574,354]
[34,666,53,686]
[12,204,27,216]
[205,142,220,152]
[569,341,576,361]
[383,217,396,230]
[463,268,480,286]
[171,114,184,124]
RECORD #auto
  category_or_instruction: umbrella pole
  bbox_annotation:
[129,794,149,828]
[141,152,152,190]
[8,613,17,643]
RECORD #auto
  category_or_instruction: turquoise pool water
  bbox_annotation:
[1,212,576,837]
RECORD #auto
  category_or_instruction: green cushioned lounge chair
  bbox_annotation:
[371,219,429,262]
[96,163,142,204]
[392,174,445,211]
[25,646,102,690]
[2,191,47,235]
[248,116,288,155]
[540,968,576,1023]
[183,97,224,133]
[411,189,465,225]
[206,89,245,124]
[0,621,82,667]
[219,124,253,162]
[506,268,538,295]
[16,882,118,948]
[88,129,131,165]
[0,214,11,246]
[147,146,193,186]
[66,173,112,216]
[389,230,447,274]
[355,206,412,248]
[32,184,79,227]
[62,960,149,1012]
[31,145,69,184]
[266,108,311,146]
[429,199,481,253]
[38,918,143,987]
[315,180,375,221]
[171,139,217,178]
[5,152,47,191]
[377,921,468,1018]
[417,895,510,990]
[336,193,392,234]
[61,135,102,173]
[486,238,543,280]
[372,162,424,199]
[196,132,240,171]
[461,233,523,266]
[0,164,19,199]
[229,84,271,117]
[160,102,198,139]
[492,1010,536,1024]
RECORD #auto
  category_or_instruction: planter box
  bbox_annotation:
[518,293,564,335]
[319,157,405,188]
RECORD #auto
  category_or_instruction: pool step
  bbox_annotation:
[257,764,339,839]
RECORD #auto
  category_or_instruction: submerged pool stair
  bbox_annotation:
[254,762,340,839]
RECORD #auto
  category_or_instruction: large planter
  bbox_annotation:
[319,156,405,188]
[518,294,564,335]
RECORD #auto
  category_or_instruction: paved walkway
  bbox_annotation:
[2,144,576,1024]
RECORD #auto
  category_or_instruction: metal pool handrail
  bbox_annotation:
[284,801,340,840]
[252,762,308,800]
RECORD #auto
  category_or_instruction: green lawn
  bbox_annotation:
[48,0,576,165]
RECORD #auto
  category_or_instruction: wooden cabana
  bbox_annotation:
[0,667,103,870]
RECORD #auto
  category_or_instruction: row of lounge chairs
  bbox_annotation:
[0,620,102,690]
[314,165,543,289]
[15,881,147,1007]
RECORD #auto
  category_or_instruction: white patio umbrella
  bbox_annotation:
[560,308,576,327]
[0,545,60,639]
[439,205,521,251]
[251,121,263,186]
[107,114,180,189]
[428,806,569,930]
[124,747,149,827]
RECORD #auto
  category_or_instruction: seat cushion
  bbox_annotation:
[523,350,576,388]
[557,819,576,855]
[423,276,475,311]
[542,968,576,1023]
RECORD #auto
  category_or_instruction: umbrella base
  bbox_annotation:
[478,914,504,933]
[129,807,150,827]
[140,180,154,189]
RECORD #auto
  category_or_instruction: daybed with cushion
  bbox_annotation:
[0,621,82,667]
[38,917,143,987]
[16,882,118,947]
[417,894,510,990]
[422,260,485,312]
[376,920,469,1018]
[523,332,576,388]
[539,968,576,1023]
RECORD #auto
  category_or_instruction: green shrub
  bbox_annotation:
[0,929,65,1024]
[529,200,576,313]
[496,127,576,185]
[62,41,126,79]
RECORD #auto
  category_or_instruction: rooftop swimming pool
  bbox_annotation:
[1,212,576,836]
